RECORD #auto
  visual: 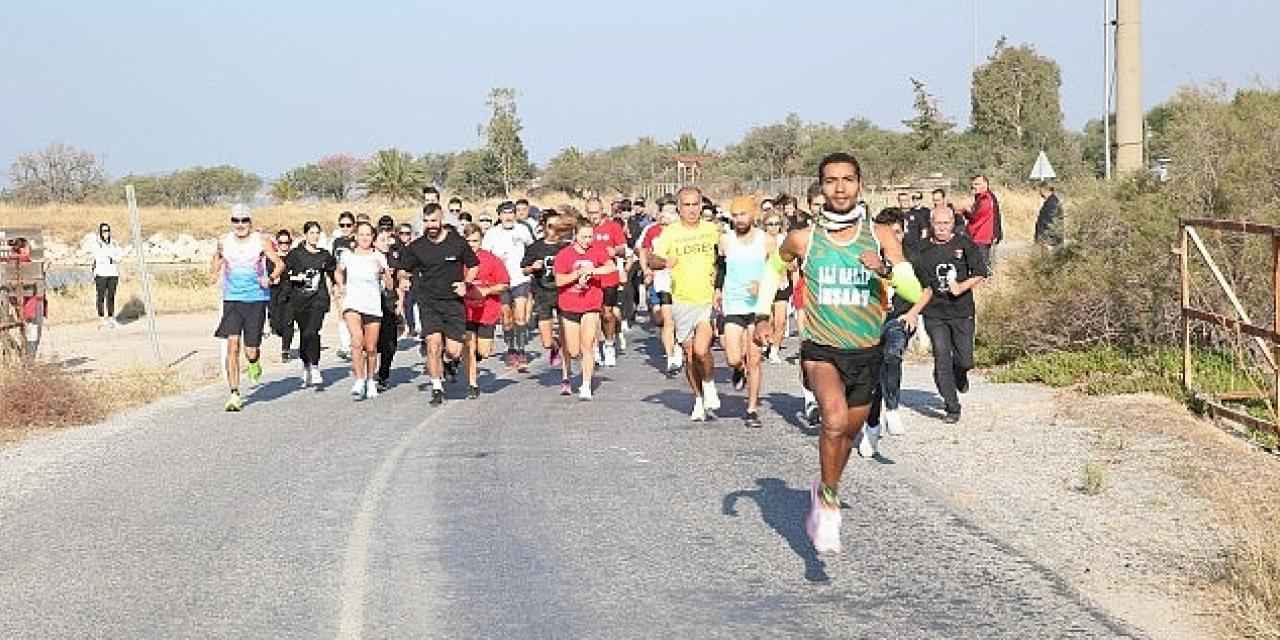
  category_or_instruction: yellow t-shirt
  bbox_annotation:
[652,220,720,304]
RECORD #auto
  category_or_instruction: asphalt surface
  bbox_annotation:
[0,328,1142,639]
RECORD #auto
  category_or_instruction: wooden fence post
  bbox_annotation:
[1181,224,1191,392]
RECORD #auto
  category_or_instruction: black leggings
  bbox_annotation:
[377,312,400,381]
[293,303,327,366]
[95,276,119,318]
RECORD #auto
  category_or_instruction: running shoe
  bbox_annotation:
[351,378,365,400]
[856,424,880,458]
[578,385,593,401]
[804,401,821,427]
[807,481,842,554]
[504,351,518,370]
[690,397,707,422]
[247,361,263,386]
[744,411,762,429]
[665,356,679,375]
[224,391,243,412]
[943,412,961,424]
[365,378,379,399]
[560,379,572,396]
[549,343,561,367]
[430,388,444,406]
[956,368,970,394]
[376,378,388,393]
[672,349,684,369]
[883,409,904,436]
[517,353,529,373]
[731,367,745,391]
[302,366,313,389]
[617,330,627,352]
[603,344,617,367]
[702,382,721,413]
[467,385,480,400]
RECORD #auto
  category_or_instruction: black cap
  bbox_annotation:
[496,200,515,214]
[377,215,395,228]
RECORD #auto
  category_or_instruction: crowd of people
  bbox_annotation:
[207,152,1003,554]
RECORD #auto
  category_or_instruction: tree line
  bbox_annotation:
[3,38,1179,208]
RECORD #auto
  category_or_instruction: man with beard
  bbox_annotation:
[716,196,774,429]
[394,203,479,406]
[752,152,922,554]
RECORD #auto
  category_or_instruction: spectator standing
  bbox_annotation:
[1034,183,1063,246]
[961,175,1002,269]
[91,222,123,328]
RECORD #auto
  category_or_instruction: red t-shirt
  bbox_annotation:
[966,191,997,246]
[465,249,509,325]
[640,223,664,251]
[592,219,626,287]
[554,243,610,314]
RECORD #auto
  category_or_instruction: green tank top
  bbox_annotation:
[801,218,886,350]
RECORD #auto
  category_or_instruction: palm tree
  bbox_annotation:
[361,148,426,203]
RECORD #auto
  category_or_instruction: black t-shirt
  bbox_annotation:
[915,235,986,320]
[905,206,931,243]
[285,246,337,307]
[521,238,568,291]
[331,235,355,263]
[395,230,479,300]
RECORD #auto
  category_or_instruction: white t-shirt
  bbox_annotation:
[91,241,123,277]
[482,224,534,287]
[340,250,388,317]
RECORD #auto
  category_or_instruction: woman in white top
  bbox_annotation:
[334,221,393,400]
[91,222,124,328]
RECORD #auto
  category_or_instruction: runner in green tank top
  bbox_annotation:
[749,152,923,555]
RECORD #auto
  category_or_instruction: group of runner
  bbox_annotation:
[209,151,995,555]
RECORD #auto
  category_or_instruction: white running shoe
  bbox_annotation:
[856,424,881,458]
[351,378,365,399]
[883,409,904,436]
[618,326,628,350]
[603,344,617,367]
[807,481,843,554]
[673,350,685,369]
[690,397,706,422]
[702,381,721,413]
[578,385,593,401]
[302,365,313,388]
[666,356,678,373]
[365,378,379,399]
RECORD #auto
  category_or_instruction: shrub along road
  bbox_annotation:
[0,332,1142,639]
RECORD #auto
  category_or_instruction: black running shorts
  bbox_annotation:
[466,322,496,339]
[214,301,268,348]
[420,297,466,342]
[533,287,558,321]
[800,340,882,408]
[602,286,620,309]
[723,313,756,328]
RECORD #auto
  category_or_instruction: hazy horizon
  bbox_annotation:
[3,1,1276,184]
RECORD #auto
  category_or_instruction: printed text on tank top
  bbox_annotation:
[800,218,886,350]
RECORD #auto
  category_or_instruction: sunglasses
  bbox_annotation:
[397,230,412,236]
[339,222,353,228]
[231,217,251,224]
[764,222,782,227]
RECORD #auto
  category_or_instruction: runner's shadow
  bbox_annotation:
[762,392,816,436]
[899,389,945,420]
[722,478,828,583]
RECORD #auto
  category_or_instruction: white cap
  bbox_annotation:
[231,203,251,218]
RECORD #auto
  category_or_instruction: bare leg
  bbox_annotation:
[579,312,600,390]
[803,360,870,494]
[225,336,241,391]
[345,312,367,379]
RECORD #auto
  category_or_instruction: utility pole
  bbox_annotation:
[1115,0,1143,174]
[1103,0,1113,180]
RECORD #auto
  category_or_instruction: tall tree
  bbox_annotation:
[902,78,955,152]
[970,38,1066,149]
[361,148,426,203]
[445,149,505,199]
[482,88,534,196]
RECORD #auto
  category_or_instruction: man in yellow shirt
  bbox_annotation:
[649,186,722,421]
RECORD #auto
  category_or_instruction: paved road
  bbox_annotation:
[0,329,1141,639]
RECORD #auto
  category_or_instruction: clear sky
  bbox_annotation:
[2,1,1276,183]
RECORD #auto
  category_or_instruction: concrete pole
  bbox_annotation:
[1115,0,1143,174]
[1103,0,1112,180]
